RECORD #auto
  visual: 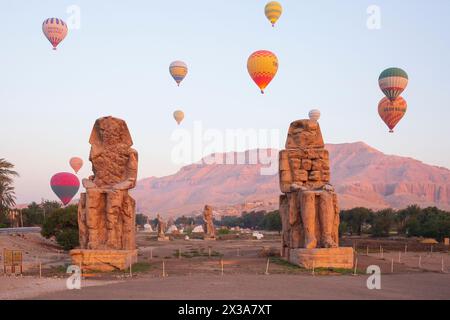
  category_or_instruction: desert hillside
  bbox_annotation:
[132,142,450,217]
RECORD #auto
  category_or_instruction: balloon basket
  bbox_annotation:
[261,90,265,94]
[52,47,57,50]
[389,130,394,133]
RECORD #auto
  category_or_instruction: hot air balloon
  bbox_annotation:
[247,50,278,94]
[309,109,321,122]
[379,68,408,101]
[169,61,188,86]
[265,1,283,27]
[50,172,80,205]
[69,157,83,173]
[378,96,407,133]
[173,110,185,125]
[42,18,68,50]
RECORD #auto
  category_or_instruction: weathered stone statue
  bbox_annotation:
[203,205,216,240]
[279,119,353,269]
[157,213,169,241]
[70,116,138,271]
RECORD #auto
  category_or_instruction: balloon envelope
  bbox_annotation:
[247,50,278,94]
[378,96,407,133]
[308,109,321,122]
[42,18,68,50]
[379,68,408,101]
[173,110,185,125]
[69,157,83,173]
[169,61,188,86]
[265,1,283,27]
[50,172,80,205]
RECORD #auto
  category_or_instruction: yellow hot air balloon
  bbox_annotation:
[173,110,185,125]
[169,61,188,86]
[265,1,283,27]
[247,50,279,94]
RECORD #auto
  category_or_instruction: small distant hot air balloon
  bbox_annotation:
[69,157,83,173]
[169,61,188,86]
[265,1,283,27]
[42,18,68,50]
[378,96,407,133]
[309,109,321,122]
[247,50,278,94]
[173,110,185,125]
[50,172,80,205]
[379,68,409,101]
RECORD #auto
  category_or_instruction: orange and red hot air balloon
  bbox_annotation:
[247,50,279,94]
[378,97,407,133]
[42,18,68,50]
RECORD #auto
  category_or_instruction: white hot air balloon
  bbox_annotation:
[308,109,321,122]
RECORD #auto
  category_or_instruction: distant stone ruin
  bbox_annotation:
[203,205,216,240]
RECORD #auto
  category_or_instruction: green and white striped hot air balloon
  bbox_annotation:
[378,67,409,101]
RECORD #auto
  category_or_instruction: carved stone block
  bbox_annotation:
[309,171,321,181]
[301,159,312,170]
[294,170,308,182]
[322,170,331,182]
[311,159,323,171]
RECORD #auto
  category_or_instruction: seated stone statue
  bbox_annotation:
[279,119,339,252]
[156,213,167,239]
[203,205,216,239]
[78,116,138,251]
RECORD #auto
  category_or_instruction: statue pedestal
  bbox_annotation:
[70,249,137,272]
[157,236,170,241]
[288,247,354,269]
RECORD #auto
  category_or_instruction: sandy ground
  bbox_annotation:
[35,273,450,300]
[1,232,450,299]
[0,276,121,300]
[0,233,69,272]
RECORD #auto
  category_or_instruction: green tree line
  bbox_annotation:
[216,210,282,232]
[340,205,450,241]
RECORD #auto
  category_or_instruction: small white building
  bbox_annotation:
[192,225,204,233]
[252,231,264,240]
[166,225,179,234]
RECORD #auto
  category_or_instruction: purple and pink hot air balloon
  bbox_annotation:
[50,172,80,205]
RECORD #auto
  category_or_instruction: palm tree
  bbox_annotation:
[0,181,16,208]
[0,158,19,212]
[0,158,18,184]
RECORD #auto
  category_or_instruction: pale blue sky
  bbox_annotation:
[1,0,449,203]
